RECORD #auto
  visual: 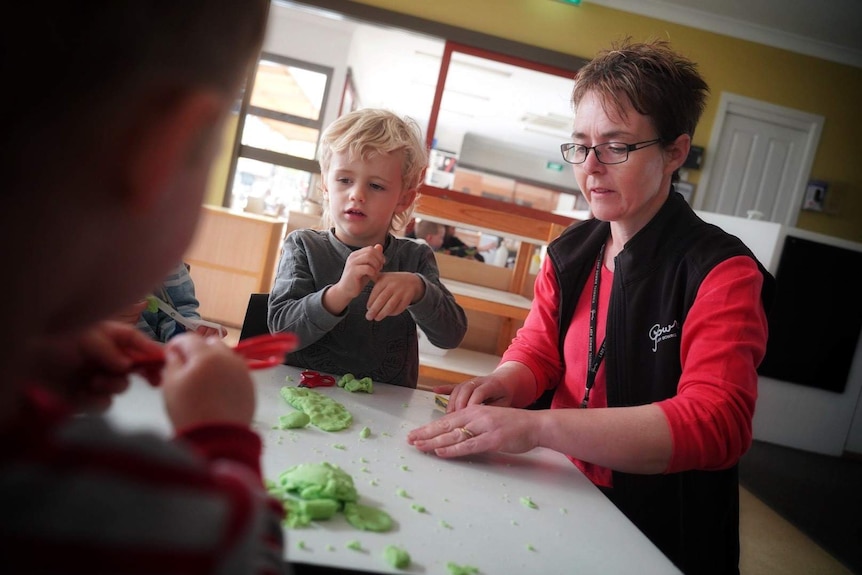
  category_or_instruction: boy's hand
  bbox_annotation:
[25,321,164,412]
[324,244,385,314]
[160,334,255,429]
[366,272,425,321]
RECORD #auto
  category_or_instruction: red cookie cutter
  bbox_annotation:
[299,370,336,388]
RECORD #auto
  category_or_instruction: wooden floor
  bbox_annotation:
[739,487,851,574]
[225,326,850,574]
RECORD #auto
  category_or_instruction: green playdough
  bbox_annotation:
[280,386,353,431]
[382,545,411,569]
[278,411,310,429]
[269,462,394,532]
[278,462,358,502]
[446,563,479,575]
[338,373,374,393]
[343,502,393,532]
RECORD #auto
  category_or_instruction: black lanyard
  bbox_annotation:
[582,242,607,409]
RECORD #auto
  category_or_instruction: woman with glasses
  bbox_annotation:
[409,39,774,574]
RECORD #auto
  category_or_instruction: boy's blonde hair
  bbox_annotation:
[318,108,429,233]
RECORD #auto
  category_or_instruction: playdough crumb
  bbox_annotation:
[346,540,362,551]
[396,488,409,498]
[520,496,538,509]
[526,544,536,552]
[359,456,369,463]
[439,520,452,529]
[559,507,568,514]
[382,545,411,569]
[360,467,369,473]
[510,519,518,526]
[400,465,410,471]
[327,545,335,551]
[446,563,480,575]
[411,503,426,513]
[297,540,306,550]
[359,426,371,439]
[332,443,346,450]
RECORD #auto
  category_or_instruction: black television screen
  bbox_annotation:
[758,235,862,393]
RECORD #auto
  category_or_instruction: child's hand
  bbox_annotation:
[324,244,385,314]
[114,299,149,326]
[160,334,255,430]
[366,272,425,321]
[25,321,164,412]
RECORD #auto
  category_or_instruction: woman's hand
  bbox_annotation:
[25,320,164,412]
[407,404,541,458]
[160,333,255,430]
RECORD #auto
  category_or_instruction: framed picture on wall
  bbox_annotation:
[339,67,360,116]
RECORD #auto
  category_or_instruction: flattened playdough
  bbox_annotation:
[343,502,394,532]
[280,387,353,431]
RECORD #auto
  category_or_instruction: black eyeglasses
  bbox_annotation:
[560,139,662,165]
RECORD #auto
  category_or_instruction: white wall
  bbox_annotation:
[699,212,862,456]
[263,4,355,141]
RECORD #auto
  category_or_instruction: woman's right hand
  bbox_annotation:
[160,333,255,430]
[435,361,538,412]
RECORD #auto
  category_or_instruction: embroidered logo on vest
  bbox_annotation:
[649,320,679,352]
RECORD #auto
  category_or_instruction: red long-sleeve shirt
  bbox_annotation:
[503,255,768,487]
[0,385,287,574]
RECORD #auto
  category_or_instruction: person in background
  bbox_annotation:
[441,224,488,262]
[0,2,287,574]
[412,219,445,250]
[268,108,467,388]
[408,39,774,574]
[119,262,226,342]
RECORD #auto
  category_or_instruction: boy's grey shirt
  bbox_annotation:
[268,228,467,387]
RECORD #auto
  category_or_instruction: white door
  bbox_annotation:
[694,93,823,226]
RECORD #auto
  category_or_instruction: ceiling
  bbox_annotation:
[589,0,862,69]
[284,1,861,165]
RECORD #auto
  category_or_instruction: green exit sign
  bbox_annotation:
[546,161,565,172]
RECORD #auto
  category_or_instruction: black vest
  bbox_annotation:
[547,191,775,575]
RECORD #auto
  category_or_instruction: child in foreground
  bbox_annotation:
[0,2,288,573]
[268,109,467,387]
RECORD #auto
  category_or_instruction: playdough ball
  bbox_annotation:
[343,502,394,532]
[278,462,358,503]
[382,544,411,569]
[278,411,310,429]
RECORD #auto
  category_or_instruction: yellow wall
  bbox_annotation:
[348,0,862,242]
[205,113,240,207]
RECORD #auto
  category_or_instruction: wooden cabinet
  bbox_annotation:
[183,206,286,327]
[413,185,577,387]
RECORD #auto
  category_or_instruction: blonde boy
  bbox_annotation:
[268,109,467,387]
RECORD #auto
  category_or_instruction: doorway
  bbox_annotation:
[695,93,824,226]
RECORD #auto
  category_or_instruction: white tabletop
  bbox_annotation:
[106,365,680,575]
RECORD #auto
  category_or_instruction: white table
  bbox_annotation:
[107,365,680,575]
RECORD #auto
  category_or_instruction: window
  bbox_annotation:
[226,53,332,217]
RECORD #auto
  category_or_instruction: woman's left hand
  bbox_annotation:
[406,404,540,458]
